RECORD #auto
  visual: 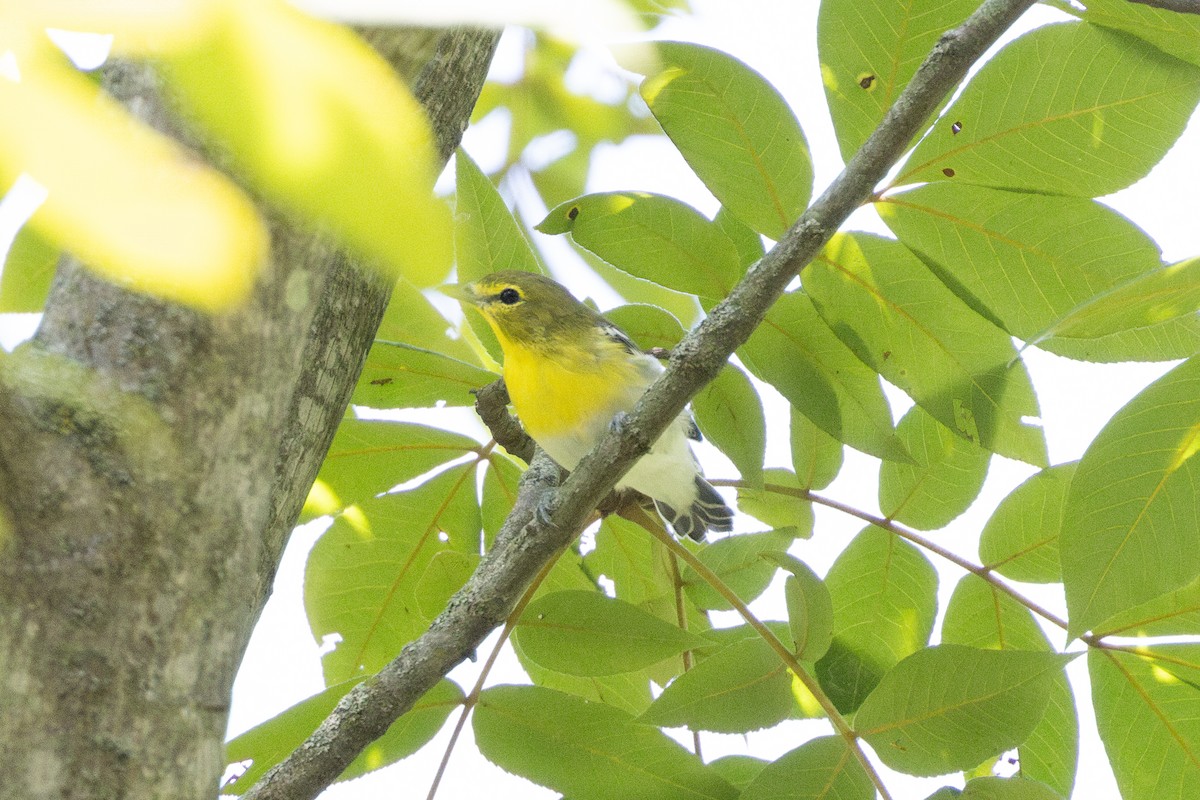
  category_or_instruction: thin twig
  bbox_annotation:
[731,479,1200,655]
[425,550,565,800]
[664,543,703,759]
[817,491,1070,631]
[728,479,1075,633]
[642,522,895,800]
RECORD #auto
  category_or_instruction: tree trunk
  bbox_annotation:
[0,27,498,800]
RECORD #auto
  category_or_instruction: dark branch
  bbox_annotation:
[244,0,1039,796]
[471,379,536,463]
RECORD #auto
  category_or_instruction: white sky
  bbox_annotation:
[3,1,1198,798]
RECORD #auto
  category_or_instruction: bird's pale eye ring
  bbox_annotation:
[499,287,521,305]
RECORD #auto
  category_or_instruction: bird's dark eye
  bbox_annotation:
[499,287,521,305]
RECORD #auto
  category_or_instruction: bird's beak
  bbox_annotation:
[439,282,479,305]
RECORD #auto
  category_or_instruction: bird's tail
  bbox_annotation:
[655,476,734,541]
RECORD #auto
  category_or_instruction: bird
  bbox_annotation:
[449,270,734,540]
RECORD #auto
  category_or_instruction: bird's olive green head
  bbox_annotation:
[449,271,604,350]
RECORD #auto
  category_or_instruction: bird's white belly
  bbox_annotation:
[538,413,699,512]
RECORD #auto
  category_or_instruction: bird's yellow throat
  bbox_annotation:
[485,321,642,441]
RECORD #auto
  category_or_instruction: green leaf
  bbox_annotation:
[575,244,704,329]
[978,464,1076,584]
[1021,683,1079,798]
[166,0,453,284]
[879,183,1200,363]
[536,192,740,298]
[783,561,834,662]
[961,776,1064,800]
[603,303,685,351]
[512,589,706,676]
[306,466,481,683]
[454,149,542,282]
[414,550,479,619]
[223,678,462,790]
[510,551,655,716]
[943,576,1052,651]
[1125,643,1200,689]
[474,684,738,800]
[896,22,1200,196]
[879,406,990,531]
[816,526,938,713]
[531,547,603,599]
[943,576,1078,797]
[585,516,673,607]
[513,646,655,717]
[804,233,1046,466]
[855,644,1072,777]
[352,342,495,409]
[1082,0,1200,69]
[739,291,908,462]
[639,637,791,733]
[740,736,875,800]
[1090,645,1200,800]
[302,419,478,520]
[680,528,795,611]
[0,223,58,312]
[582,527,708,683]
[377,277,477,362]
[1061,356,1200,637]
[818,0,981,163]
[715,206,766,268]
[708,756,767,791]
[628,0,696,21]
[1094,575,1200,638]
[791,407,844,491]
[638,41,811,240]
[1033,256,1200,347]
[692,364,766,485]
[1042,323,1200,365]
[454,148,544,362]
[735,469,813,537]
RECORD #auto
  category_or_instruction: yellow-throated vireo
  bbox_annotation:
[450,271,734,540]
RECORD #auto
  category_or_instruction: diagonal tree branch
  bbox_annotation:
[244,0,1039,796]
